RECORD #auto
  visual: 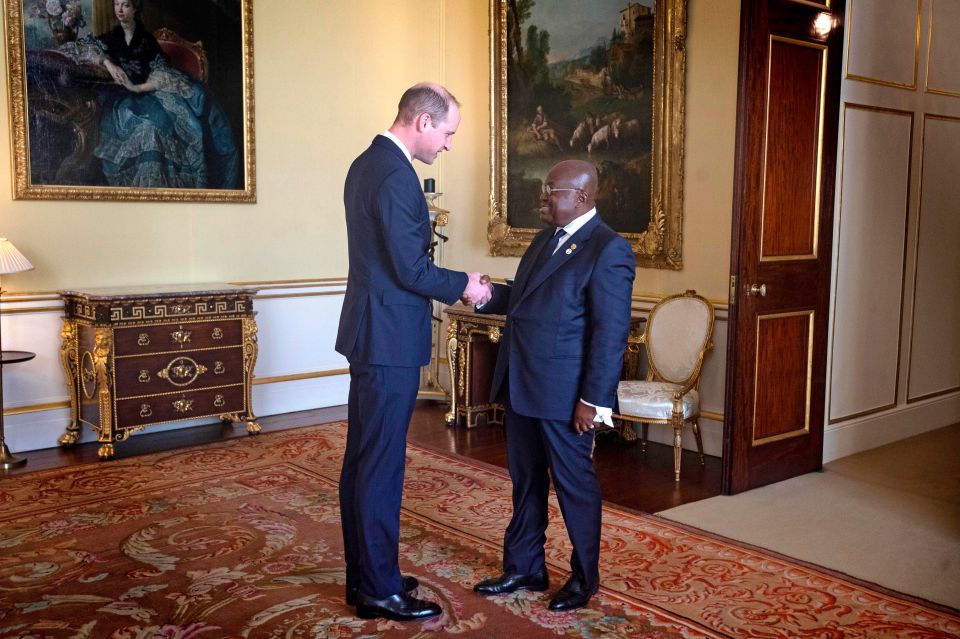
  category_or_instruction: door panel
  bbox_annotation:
[762,38,826,259]
[753,311,813,443]
[723,0,845,493]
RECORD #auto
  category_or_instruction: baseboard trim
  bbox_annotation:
[822,392,960,463]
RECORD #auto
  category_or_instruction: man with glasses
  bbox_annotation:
[472,159,635,611]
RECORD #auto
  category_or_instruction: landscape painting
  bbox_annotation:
[489,0,687,269]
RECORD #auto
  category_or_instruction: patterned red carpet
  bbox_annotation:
[0,423,957,638]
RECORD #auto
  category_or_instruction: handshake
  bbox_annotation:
[461,272,494,306]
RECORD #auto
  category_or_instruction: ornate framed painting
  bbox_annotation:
[4,0,255,202]
[488,0,686,269]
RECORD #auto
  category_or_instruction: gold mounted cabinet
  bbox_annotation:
[58,284,259,460]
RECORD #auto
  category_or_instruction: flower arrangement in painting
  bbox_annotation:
[27,0,86,44]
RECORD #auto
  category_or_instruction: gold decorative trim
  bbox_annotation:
[252,369,350,385]
[827,402,898,425]
[231,277,347,286]
[3,0,256,202]
[116,382,243,402]
[784,0,829,7]
[701,410,724,422]
[760,35,827,263]
[0,305,64,315]
[114,344,241,360]
[0,295,61,303]
[3,400,70,417]
[487,0,687,270]
[828,103,913,425]
[925,0,960,97]
[256,291,346,300]
[844,0,921,90]
[752,310,814,446]
[906,113,960,403]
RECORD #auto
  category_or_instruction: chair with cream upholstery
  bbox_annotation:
[616,290,714,481]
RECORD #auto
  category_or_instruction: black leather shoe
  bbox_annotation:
[473,570,549,595]
[548,576,598,611]
[346,575,418,607]
[354,590,441,621]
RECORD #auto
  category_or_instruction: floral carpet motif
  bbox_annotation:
[0,423,957,638]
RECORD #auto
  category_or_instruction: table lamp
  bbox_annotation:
[0,238,34,469]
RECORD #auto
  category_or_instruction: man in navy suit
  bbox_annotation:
[473,160,635,611]
[336,83,490,622]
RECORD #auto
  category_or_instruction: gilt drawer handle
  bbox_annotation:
[138,370,151,383]
[158,357,207,387]
[138,333,150,347]
[140,404,153,418]
[213,394,226,408]
[170,329,192,346]
[212,327,224,340]
[172,399,194,413]
[214,361,226,375]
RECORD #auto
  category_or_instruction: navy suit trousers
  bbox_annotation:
[339,363,420,599]
[502,396,602,589]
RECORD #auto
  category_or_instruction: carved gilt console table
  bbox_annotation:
[58,284,259,459]
[444,305,645,431]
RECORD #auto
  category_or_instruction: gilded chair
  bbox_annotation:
[616,290,714,481]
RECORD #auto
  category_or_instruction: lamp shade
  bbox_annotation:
[0,238,34,275]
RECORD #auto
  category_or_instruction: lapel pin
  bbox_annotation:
[565,243,577,255]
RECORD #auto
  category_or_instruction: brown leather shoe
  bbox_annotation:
[473,570,549,595]
[346,575,418,607]
[354,590,441,621]
[548,576,598,611]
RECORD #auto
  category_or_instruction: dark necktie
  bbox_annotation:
[532,228,567,272]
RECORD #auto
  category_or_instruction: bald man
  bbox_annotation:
[473,160,635,611]
[336,83,490,622]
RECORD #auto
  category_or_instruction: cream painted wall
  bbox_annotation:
[1,0,737,302]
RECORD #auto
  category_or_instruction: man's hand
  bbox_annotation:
[573,401,597,435]
[462,272,493,306]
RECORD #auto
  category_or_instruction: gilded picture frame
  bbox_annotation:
[3,0,255,202]
[488,0,686,269]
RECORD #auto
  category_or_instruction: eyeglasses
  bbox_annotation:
[541,184,582,197]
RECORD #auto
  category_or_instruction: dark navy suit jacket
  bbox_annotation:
[336,135,467,367]
[482,214,635,420]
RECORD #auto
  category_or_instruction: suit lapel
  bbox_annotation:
[514,215,602,308]
[373,135,416,174]
[511,230,553,302]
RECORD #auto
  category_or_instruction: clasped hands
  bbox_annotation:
[461,272,493,306]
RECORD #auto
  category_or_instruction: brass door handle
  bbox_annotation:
[747,283,767,297]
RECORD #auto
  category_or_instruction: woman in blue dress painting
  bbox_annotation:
[92,0,240,188]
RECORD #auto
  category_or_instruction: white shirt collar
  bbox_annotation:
[382,130,412,163]
[559,207,597,239]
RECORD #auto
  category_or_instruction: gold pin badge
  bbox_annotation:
[565,243,577,255]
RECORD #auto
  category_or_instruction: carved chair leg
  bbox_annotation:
[691,418,705,466]
[672,424,682,482]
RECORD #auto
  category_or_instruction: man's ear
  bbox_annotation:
[416,113,431,132]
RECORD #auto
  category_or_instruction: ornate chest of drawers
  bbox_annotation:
[58,284,259,459]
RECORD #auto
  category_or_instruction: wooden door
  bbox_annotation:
[723,0,845,493]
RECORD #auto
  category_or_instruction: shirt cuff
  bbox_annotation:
[580,399,614,428]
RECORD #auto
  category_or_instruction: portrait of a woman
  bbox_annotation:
[18,0,249,197]
[90,0,240,188]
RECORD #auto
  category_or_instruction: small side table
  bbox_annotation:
[0,350,36,470]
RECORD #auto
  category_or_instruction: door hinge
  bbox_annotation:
[729,275,737,306]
